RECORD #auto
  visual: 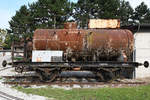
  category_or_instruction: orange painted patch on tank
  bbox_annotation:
[88,19,120,29]
[73,67,81,71]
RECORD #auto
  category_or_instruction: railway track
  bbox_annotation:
[0,67,12,71]
[3,81,146,85]
[0,91,23,100]
[2,75,146,86]
[2,75,38,79]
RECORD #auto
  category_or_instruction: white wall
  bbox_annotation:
[135,32,150,78]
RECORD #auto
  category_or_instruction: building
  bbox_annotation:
[134,24,150,78]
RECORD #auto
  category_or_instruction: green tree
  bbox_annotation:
[29,0,74,29]
[74,0,93,28]
[74,0,120,28]
[118,0,134,26]
[96,0,120,19]
[0,29,7,44]
[0,29,7,48]
[8,0,74,49]
[2,33,12,49]
[0,29,12,49]
[144,9,150,23]
[9,5,32,42]
[133,2,149,23]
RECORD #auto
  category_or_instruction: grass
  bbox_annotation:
[14,85,150,100]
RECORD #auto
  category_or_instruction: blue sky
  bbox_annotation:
[0,0,38,29]
[0,0,149,29]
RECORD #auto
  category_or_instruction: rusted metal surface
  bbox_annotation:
[33,28,133,59]
[33,29,85,52]
[88,19,120,29]
[64,22,77,29]
[87,29,133,58]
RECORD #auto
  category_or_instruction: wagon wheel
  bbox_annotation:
[15,65,24,73]
[36,68,60,82]
[102,69,115,82]
[96,72,104,81]
[94,68,115,82]
[2,60,7,67]
[94,71,104,82]
[47,69,60,82]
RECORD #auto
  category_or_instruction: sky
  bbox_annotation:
[0,0,149,29]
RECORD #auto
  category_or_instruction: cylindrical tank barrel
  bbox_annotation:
[33,29,133,58]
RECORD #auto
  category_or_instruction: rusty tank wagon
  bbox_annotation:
[33,28,133,61]
[5,20,149,82]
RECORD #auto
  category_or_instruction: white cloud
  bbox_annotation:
[126,0,150,8]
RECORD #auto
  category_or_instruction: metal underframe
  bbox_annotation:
[12,61,142,68]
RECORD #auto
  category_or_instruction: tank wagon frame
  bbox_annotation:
[12,61,147,81]
[1,50,147,82]
[4,21,149,82]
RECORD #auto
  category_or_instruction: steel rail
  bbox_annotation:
[0,91,23,100]
[3,81,146,86]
